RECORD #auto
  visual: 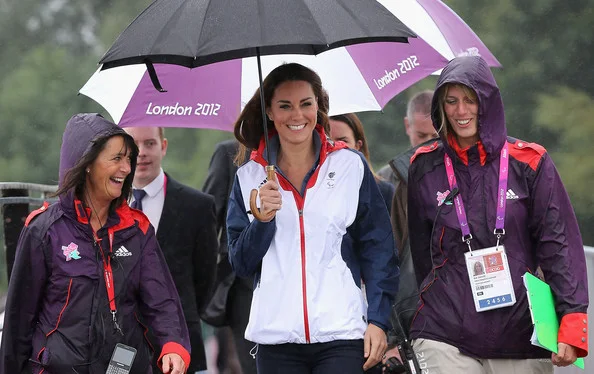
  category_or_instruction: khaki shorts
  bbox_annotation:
[411,338,553,374]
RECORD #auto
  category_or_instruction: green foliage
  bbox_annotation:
[534,87,594,218]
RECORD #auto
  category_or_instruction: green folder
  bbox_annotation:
[523,272,585,369]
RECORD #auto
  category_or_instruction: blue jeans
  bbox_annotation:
[256,339,364,374]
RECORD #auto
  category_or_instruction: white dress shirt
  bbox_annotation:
[131,169,165,232]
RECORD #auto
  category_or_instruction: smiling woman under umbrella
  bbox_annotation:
[0,113,190,374]
[226,63,399,373]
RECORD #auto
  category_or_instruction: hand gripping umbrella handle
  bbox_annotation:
[249,165,277,222]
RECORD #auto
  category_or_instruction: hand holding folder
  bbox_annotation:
[523,272,585,369]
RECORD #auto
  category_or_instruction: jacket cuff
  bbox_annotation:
[558,313,588,357]
[158,342,191,372]
[369,320,389,333]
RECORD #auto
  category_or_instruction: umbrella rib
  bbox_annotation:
[195,0,216,58]
[150,0,194,61]
[415,0,456,60]
[334,0,372,38]
[300,2,331,48]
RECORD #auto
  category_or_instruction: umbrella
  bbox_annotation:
[80,0,500,132]
[80,42,448,131]
[85,0,418,221]
[378,0,501,68]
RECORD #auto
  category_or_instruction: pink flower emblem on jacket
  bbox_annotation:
[62,242,81,261]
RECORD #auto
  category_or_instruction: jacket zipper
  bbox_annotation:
[297,204,310,343]
[277,173,311,343]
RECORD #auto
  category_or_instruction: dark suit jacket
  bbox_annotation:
[201,139,239,256]
[155,173,218,372]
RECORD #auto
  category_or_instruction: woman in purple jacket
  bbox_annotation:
[0,114,190,374]
[407,56,588,372]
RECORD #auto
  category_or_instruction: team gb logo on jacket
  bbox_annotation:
[62,242,81,261]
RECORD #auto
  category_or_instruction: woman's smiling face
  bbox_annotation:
[444,84,479,148]
[85,135,132,205]
[266,80,318,147]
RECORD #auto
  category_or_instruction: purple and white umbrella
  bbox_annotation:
[80,0,499,131]
[378,0,501,68]
[80,41,448,131]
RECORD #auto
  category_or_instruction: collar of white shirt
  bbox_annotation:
[138,169,165,197]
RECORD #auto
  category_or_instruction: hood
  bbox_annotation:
[431,56,506,160]
[58,113,135,208]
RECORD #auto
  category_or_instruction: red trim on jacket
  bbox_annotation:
[410,141,439,164]
[558,313,588,357]
[158,342,191,372]
[508,139,546,171]
[72,199,150,234]
[114,203,150,234]
[25,201,50,227]
[446,134,487,166]
[46,279,73,337]
[251,124,346,167]
[134,312,155,353]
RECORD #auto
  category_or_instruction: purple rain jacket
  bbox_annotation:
[407,56,588,359]
[0,114,190,374]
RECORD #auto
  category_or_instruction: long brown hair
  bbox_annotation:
[233,63,330,165]
[329,113,379,178]
[53,134,138,213]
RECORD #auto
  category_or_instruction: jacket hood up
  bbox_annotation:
[431,56,506,161]
[58,113,136,208]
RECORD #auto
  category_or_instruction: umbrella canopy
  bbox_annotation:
[81,41,448,130]
[379,0,501,68]
[81,0,501,131]
[99,0,415,69]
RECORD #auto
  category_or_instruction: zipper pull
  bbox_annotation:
[298,209,303,217]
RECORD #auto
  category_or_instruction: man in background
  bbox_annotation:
[377,91,437,363]
[202,139,256,374]
[125,126,218,374]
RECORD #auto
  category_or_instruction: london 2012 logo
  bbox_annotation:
[373,56,421,90]
[146,102,221,116]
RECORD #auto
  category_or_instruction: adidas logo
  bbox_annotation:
[506,189,519,200]
[114,246,132,257]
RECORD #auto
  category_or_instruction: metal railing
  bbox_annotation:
[0,182,58,206]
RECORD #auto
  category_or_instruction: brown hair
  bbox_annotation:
[328,113,377,174]
[53,134,138,213]
[436,83,478,138]
[233,63,330,165]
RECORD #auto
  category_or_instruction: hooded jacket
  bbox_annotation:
[0,114,190,374]
[408,57,588,359]
[227,126,399,344]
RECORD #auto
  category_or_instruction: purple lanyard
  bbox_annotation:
[444,142,509,251]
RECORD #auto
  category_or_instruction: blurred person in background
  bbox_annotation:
[0,113,190,374]
[377,91,438,366]
[202,138,254,374]
[124,126,218,374]
[329,113,394,214]
[407,56,587,372]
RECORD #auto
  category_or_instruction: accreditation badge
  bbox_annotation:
[465,246,516,312]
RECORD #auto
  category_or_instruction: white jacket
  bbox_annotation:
[227,128,399,345]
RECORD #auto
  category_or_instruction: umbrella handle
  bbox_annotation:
[249,165,277,222]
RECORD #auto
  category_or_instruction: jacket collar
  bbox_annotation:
[447,133,487,166]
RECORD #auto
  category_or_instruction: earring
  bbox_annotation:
[86,168,90,174]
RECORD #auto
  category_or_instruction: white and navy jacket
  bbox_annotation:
[227,126,399,345]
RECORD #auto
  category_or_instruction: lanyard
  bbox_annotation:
[95,227,123,335]
[444,142,509,251]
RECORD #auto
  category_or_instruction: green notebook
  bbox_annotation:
[523,272,585,369]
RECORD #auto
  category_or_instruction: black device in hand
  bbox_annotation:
[383,340,422,374]
[106,343,136,374]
